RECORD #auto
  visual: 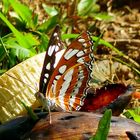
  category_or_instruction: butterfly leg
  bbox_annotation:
[35,92,52,123]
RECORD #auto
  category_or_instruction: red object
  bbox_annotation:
[133,92,140,99]
[80,84,133,114]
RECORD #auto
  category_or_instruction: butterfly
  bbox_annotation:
[36,25,94,114]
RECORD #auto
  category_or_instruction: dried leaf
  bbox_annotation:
[0,53,45,123]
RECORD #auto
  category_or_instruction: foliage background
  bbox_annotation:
[0,0,140,123]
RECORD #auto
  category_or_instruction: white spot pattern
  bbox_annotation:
[55,45,59,52]
[83,43,87,47]
[78,38,85,43]
[59,69,73,96]
[53,79,57,86]
[59,65,67,74]
[64,49,79,60]
[45,73,49,78]
[54,49,65,68]
[73,88,79,94]
[53,32,58,37]
[52,79,57,93]
[76,106,81,110]
[69,97,76,108]
[58,69,74,110]
[55,75,61,80]
[48,45,56,56]
[57,42,61,47]
[69,67,84,109]
[77,58,84,64]
[46,63,51,70]
[76,51,84,57]
[59,80,71,96]
[64,69,74,80]
[44,78,47,83]
[77,80,83,87]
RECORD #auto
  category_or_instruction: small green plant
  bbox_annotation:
[123,107,140,124]
[21,101,38,121]
[0,0,49,72]
[77,0,113,21]
[90,109,112,140]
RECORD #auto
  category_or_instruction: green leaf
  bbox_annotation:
[123,108,140,123]
[42,4,58,17]
[1,33,38,65]
[0,47,6,61]
[90,109,112,140]
[0,12,35,52]
[8,0,32,26]
[15,47,33,61]
[39,33,49,52]
[93,33,103,51]
[2,0,10,14]
[62,34,78,40]
[37,15,59,32]
[0,69,7,75]
[0,36,13,66]
[32,14,38,28]
[77,0,100,16]
[4,38,35,60]
[21,101,38,121]
[24,33,39,47]
[3,33,38,49]
[93,12,114,21]
[8,49,17,67]
[0,41,7,61]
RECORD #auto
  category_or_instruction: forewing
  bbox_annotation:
[39,25,63,94]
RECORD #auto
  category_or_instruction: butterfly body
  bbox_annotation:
[37,25,94,112]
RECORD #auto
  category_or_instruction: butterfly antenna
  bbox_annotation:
[5,73,37,92]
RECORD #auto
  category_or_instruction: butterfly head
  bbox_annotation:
[35,91,55,110]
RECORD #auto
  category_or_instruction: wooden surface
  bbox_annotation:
[27,112,140,140]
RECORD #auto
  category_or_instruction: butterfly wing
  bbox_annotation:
[39,25,63,95]
[46,31,94,111]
